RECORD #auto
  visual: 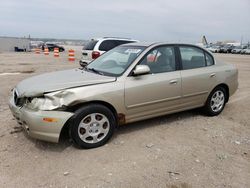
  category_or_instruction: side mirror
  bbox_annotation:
[133,65,150,76]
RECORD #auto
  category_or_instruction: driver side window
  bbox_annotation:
[140,46,176,74]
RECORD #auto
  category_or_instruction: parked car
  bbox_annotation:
[44,43,65,52]
[207,46,220,53]
[220,45,234,53]
[242,48,250,54]
[9,43,238,149]
[217,46,224,53]
[231,46,244,54]
[14,47,26,52]
[79,37,138,67]
[240,48,246,54]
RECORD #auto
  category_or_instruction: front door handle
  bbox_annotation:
[210,73,216,77]
[169,79,178,84]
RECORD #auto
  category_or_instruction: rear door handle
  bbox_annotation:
[210,73,216,77]
[169,79,178,84]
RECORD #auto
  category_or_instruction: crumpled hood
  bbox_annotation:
[16,68,116,97]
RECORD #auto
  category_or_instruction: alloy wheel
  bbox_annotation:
[78,113,110,144]
[210,90,225,112]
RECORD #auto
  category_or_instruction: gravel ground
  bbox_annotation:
[0,48,249,188]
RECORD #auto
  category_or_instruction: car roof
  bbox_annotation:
[92,37,138,41]
[46,43,59,46]
[121,42,207,48]
[121,42,156,47]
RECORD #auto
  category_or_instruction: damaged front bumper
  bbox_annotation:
[9,96,74,143]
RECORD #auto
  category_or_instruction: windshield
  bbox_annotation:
[86,46,146,76]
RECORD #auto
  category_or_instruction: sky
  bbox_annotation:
[0,0,249,43]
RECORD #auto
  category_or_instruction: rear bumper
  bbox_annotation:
[9,97,74,143]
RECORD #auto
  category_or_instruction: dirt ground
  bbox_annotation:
[0,47,249,188]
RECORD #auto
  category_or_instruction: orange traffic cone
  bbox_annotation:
[44,47,49,55]
[54,48,59,57]
[68,49,75,62]
[35,48,40,54]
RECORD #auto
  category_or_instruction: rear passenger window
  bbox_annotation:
[205,52,214,66]
[179,46,206,70]
[99,40,117,51]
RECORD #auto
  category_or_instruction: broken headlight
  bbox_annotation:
[24,90,74,111]
[25,95,61,111]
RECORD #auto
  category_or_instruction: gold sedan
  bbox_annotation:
[9,42,238,148]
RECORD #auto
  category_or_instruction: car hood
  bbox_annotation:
[16,68,116,97]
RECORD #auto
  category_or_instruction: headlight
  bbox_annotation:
[26,96,61,110]
[24,90,73,111]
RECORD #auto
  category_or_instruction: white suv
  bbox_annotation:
[79,37,138,67]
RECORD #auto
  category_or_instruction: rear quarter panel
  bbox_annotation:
[210,62,238,97]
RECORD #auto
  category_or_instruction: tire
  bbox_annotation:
[203,87,227,116]
[69,104,116,149]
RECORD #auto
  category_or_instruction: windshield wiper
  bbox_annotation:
[85,67,104,75]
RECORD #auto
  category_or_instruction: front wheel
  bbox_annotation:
[69,104,116,149]
[203,87,227,116]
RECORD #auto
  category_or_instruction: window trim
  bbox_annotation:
[204,51,214,66]
[128,44,179,76]
[177,44,215,70]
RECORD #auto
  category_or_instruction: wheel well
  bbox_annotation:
[68,101,118,116]
[59,101,118,142]
[214,83,229,103]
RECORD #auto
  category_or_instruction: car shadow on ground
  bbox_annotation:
[23,132,73,152]
[31,108,202,152]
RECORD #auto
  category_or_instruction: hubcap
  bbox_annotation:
[78,113,110,144]
[210,90,225,112]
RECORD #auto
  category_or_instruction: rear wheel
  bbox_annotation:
[204,87,227,116]
[70,104,116,149]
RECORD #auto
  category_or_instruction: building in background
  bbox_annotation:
[0,37,31,52]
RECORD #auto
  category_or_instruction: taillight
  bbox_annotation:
[92,51,100,59]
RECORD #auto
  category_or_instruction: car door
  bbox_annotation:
[124,46,182,122]
[178,45,216,108]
